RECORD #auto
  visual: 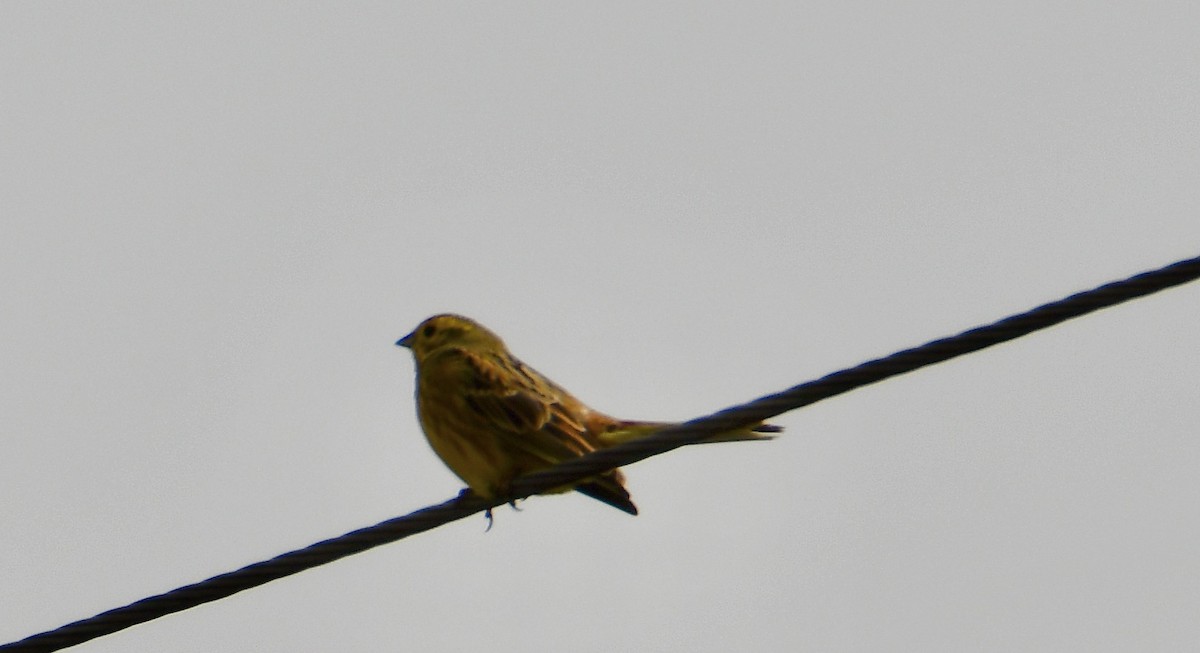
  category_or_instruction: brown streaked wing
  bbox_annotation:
[454,348,553,433]
[456,349,597,459]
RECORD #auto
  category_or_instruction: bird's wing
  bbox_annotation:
[455,349,598,463]
[435,347,637,515]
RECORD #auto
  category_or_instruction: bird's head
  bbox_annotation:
[396,314,506,362]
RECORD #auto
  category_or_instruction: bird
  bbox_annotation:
[396,313,780,517]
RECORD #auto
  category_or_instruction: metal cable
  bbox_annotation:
[3,254,1198,652]
[512,254,1200,492]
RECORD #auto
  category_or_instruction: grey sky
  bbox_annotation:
[2,3,1198,651]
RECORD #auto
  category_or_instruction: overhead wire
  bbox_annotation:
[3,253,1198,653]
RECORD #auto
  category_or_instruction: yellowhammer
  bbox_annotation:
[396,314,779,515]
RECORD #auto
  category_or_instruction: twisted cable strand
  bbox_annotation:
[513,254,1200,492]
[4,254,1197,653]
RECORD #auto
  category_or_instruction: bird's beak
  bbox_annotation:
[396,331,415,349]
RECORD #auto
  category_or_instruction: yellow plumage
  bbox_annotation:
[396,314,779,515]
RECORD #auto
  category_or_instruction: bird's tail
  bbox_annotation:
[597,419,781,447]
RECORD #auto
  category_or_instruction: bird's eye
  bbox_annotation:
[422,324,437,338]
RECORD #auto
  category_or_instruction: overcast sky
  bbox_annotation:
[2,3,1198,652]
